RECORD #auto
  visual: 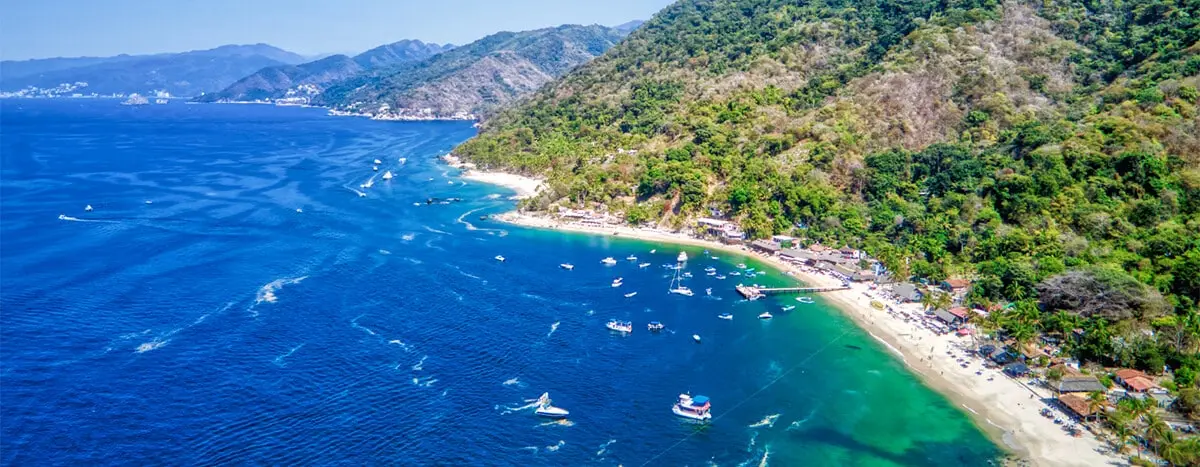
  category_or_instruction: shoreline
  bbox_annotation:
[444,155,545,199]
[482,207,1123,467]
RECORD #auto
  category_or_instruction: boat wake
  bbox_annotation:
[545,440,565,452]
[787,407,819,431]
[502,377,524,387]
[412,376,437,387]
[748,413,781,429]
[546,321,560,338]
[401,233,416,242]
[252,276,308,312]
[378,249,391,255]
[135,336,173,353]
[498,395,541,414]
[422,225,451,236]
[412,355,427,371]
[596,439,617,457]
[57,214,119,223]
[388,339,412,352]
[351,315,377,336]
[537,419,575,428]
[273,343,305,366]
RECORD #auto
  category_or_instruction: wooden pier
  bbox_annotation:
[735,284,850,300]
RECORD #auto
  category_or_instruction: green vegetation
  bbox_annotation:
[456,0,1200,380]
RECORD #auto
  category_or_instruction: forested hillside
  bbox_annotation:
[457,0,1200,379]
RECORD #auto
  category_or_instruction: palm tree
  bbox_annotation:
[1109,413,1133,455]
[1086,391,1108,421]
[1144,412,1172,457]
[1160,437,1200,467]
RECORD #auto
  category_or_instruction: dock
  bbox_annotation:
[735,284,850,300]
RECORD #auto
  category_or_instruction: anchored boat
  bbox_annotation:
[606,319,633,333]
[601,257,617,265]
[673,394,712,421]
[534,393,570,418]
[560,263,574,270]
[647,321,665,331]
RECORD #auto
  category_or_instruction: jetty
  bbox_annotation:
[735,284,850,300]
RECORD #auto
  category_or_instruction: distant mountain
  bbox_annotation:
[612,20,645,34]
[197,40,450,103]
[0,44,307,96]
[315,24,629,120]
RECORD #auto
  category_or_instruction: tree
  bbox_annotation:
[1144,412,1172,457]
[1160,437,1200,467]
[1109,412,1134,455]
[1046,366,1065,383]
[1087,391,1108,420]
[1176,388,1200,421]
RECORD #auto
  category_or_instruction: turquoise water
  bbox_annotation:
[1,100,1001,465]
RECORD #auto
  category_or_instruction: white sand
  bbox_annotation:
[443,154,544,199]
[491,210,1124,467]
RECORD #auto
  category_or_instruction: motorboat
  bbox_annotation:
[677,251,688,262]
[706,288,712,296]
[704,266,716,273]
[606,319,633,333]
[295,208,303,213]
[382,171,394,180]
[535,393,570,418]
[398,157,407,164]
[737,263,747,269]
[683,272,693,278]
[611,278,623,287]
[692,334,702,343]
[626,255,637,261]
[373,166,379,171]
[358,192,367,198]
[781,305,795,312]
[84,204,93,212]
[373,159,383,165]
[673,394,712,420]
[495,255,506,262]
[716,275,727,280]
[711,256,719,260]
[624,292,638,298]
[759,312,773,320]
[670,287,694,296]
[560,263,574,270]
[638,263,651,268]
[729,271,741,276]
[601,257,617,265]
[650,249,657,254]
[647,321,665,331]
[718,313,733,320]
[796,297,815,304]
[707,271,717,276]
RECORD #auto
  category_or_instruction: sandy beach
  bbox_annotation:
[457,165,1123,466]
[443,154,544,199]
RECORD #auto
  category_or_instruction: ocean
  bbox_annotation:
[0,100,1001,465]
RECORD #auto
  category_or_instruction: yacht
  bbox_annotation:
[647,321,665,331]
[398,157,407,164]
[650,249,657,254]
[673,394,712,421]
[84,204,93,212]
[534,393,569,418]
[624,292,638,298]
[606,319,633,333]
[718,313,733,320]
[729,271,741,276]
[758,312,773,320]
[155,98,168,104]
[796,297,815,304]
[677,251,688,262]
[715,275,727,280]
[382,171,394,180]
[706,288,712,296]
[638,263,651,268]
[373,159,383,165]
[692,334,702,343]
[611,278,623,288]
[682,272,693,278]
[670,287,694,297]
[711,256,720,260]
[626,255,638,261]
[601,257,617,265]
[781,306,796,312]
[495,255,506,262]
[560,263,574,270]
[121,94,149,106]
[707,271,717,276]
[295,208,303,213]
[737,263,747,269]
[704,266,717,273]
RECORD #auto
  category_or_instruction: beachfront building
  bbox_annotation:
[1058,393,1102,421]
[771,235,796,247]
[941,279,972,296]
[750,239,781,255]
[696,218,745,244]
[779,248,816,264]
[1055,376,1107,394]
[1114,369,1158,393]
[892,283,923,302]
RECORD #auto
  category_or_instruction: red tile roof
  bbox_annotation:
[1115,369,1150,381]
[945,279,971,289]
[1124,376,1157,392]
[1059,394,1098,417]
[948,307,969,319]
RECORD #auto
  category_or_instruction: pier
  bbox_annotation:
[735,284,850,300]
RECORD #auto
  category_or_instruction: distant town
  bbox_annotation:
[0,82,175,100]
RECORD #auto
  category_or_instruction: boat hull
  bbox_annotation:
[672,405,712,420]
[535,407,570,418]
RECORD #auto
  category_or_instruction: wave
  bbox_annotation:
[135,338,169,353]
[422,225,451,235]
[401,233,416,242]
[351,315,377,336]
[412,355,427,371]
[253,276,308,308]
[596,439,617,457]
[412,376,437,387]
[519,446,539,454]
[545,440,565,452]
[388,339,412,352]
[537,419,575,428]
[748,413,780,429]
[484,194,502,200]
[502,377,522,387]
[345,187,366,197]
[273,343,305,366]
[546,321,560,338]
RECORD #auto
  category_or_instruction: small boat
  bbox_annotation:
[716,275,727,280]
[781,306,795,312]
[647,321,665,331]
[601,257,617,265]
[606,319,633,333]
[796,297,815,304]
[677,251,688,262]
[359,192,367,198]
[373,159,383,165]
[692,334,702,343]
[737,264,747,269]
[398,158,407,164]
[683,272,693,278]
[373,166,379,171]
[295,208,303,213]
[711,256,719,260]
[495,255,506,262]
[624,292,638,298]
[650,249,657,254]
[534,392,569,418]
[670,287,694,297]
[560,263,574,270]
[707,271,717,276]
[382,171,394,180]
[84,204,93,212]
[705,288,712,296]
[611,278,623,287]
[718,313,733,320]
[638,263,651,268]
[758,312,773,320]
[673,394,712,420]
[144,200,153,205]
[704,267,716,273]
[626,255,637,261]
[729,271,741,276]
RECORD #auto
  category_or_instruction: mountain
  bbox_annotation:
[315,24,629,120]
[456,0,1200,368]
[0,44,307,96]
[197,40,450,103]
[612,20,645,34]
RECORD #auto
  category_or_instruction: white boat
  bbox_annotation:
[718,313,733,320]
[706,288,712,296]
[560,263,574,270]
[398,157,407,164]
[796,297,815,304]
[704,266,716,272]
[758,312,773,320]
[737,263,747,269]
[626,255,637,261]
[362,179,375,189]
[601,257,617,265]
[677,251,688,262]
[683,272,693,278]
[359,192,367,198]
[84,204,93,212]
[295,208,303,213]
[534,393,570,418]
[711,256,719,260]
[495,255,506,262]
[606,319,633,333]
[373,166,379,171]
[673,394,712,420]
[692,334,702,343]
[670,287,694,296]
[707,271,717,276]
[373,159,383,165]
[729,271,741,276]
[611,278,623,288]
[650,249,657,254]
[781,306,795,312]
[647,321,665,331]
[639,263,651,268]
[624,292,638,298]
[716,275,727,280]
[382,171,394,180]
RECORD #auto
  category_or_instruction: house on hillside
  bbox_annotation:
[1114,369,1158,393]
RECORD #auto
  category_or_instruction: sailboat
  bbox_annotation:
[668,252,693,296]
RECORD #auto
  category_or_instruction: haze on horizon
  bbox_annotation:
[0,0,671,61]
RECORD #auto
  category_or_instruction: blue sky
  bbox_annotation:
[1,0,673,61]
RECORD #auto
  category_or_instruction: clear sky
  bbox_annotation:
[0,0,674,61]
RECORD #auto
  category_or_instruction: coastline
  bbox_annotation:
[458,165,1122,467]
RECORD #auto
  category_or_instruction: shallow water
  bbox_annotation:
[0,100,1000,465]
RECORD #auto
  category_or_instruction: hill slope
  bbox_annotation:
[0,44,307,96]
[198,40,451,103]
[315,24,629,120]
[457,0,1200,370]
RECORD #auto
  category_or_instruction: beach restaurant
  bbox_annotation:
[1058,393,1102,421]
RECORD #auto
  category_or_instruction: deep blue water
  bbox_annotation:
[1,100,1000,466]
